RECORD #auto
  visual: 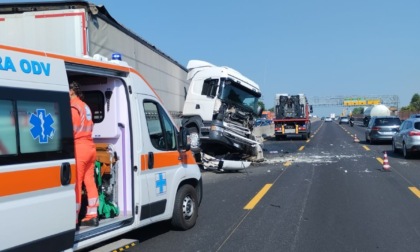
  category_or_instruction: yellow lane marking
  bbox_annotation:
[244,184,273,210]
[299,146,305,151]
[306,139,310,143]
[363,145,370,151]
[284,161,292,167]
[409,187,420,198]
[377,157,384,164]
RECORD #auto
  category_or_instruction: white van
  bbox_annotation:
[0,44,202,251]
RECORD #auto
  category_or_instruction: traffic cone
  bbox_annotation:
[353,134,360,143]
[382,151,391,171]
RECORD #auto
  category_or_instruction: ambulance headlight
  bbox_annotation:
[112,53,122,61]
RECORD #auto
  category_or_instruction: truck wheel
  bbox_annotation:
[188,127,200,153]
[171,184,198,230]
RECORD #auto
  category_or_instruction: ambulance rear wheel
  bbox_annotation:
[172,184,198,230]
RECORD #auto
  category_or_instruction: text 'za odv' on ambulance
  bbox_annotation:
[0,44,202,252]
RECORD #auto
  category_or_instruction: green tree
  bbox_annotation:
[410,93,420,111]
[400,106,411,111]
[401,93,420,112]
[352,107,364,115]
[258,101,265,111]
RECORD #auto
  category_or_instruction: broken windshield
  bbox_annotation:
[219,79,260,114]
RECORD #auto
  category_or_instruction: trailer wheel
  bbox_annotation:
[171,184,198,230]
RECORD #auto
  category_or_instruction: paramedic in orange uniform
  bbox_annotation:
[70,81,99,227]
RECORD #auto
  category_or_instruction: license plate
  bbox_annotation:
[285,129,295,133]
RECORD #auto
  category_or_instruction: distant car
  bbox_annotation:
[365,116,401,144]
[321,117,325,120]
[392,116,420,158]
[339,116,349,124]
[254,118,272,127]
[325,117,332,122]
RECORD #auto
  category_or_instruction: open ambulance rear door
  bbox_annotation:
[0,45,76,251]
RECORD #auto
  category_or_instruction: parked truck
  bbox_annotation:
[181,60,263,170]
[0,1,188,125]
[273,94,313,140]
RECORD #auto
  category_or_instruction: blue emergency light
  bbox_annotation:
[112,53,122,61]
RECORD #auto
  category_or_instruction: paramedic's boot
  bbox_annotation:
[80,217,99,227]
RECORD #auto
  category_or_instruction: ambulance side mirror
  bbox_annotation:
[178,126,191,151]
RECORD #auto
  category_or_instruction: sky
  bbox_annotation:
[10,0,420,117]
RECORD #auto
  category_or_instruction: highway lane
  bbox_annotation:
[339,120,420,192]
[95,120,420,252]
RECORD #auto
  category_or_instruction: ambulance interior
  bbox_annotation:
[68,72,134,234]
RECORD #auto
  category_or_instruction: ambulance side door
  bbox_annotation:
[139,98,184,221]
[0,87,75,251]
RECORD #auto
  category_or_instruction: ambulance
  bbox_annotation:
[0,44,202,251]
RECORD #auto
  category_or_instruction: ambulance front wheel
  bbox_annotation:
[172,184,198,230]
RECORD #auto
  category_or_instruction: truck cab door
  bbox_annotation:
[140,100,185,221]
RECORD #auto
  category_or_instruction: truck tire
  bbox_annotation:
[188,127,200,153]
[171,184,198,230]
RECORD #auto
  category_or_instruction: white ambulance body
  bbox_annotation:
[0,44,202,251]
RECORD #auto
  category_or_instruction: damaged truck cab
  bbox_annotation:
[182,60,263,169]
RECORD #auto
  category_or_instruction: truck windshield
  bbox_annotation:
[219,79,260,114]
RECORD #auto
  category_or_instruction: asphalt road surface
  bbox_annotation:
[100,119,420,252]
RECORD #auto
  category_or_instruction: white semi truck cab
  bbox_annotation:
[182,60,263,169]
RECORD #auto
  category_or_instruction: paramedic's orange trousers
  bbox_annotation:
[75,140,98,222]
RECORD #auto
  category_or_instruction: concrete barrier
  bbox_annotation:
[252,124,274,144]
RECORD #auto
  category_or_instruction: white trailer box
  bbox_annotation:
[0,1,188,125]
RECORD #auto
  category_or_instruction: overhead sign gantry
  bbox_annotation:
[309,95,398,109]
[343,98,381,106]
